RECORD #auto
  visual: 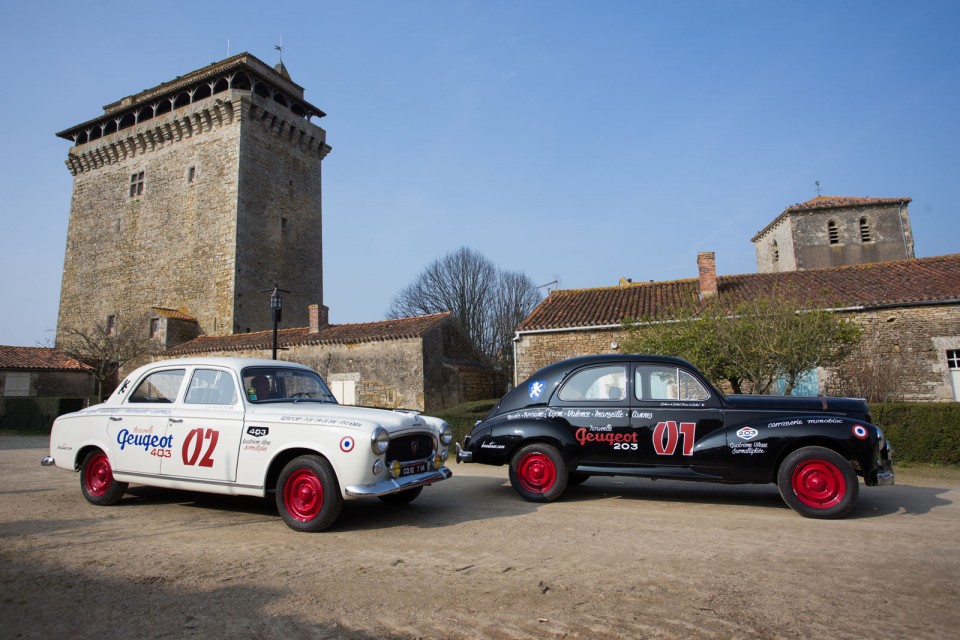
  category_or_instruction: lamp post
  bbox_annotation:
[263,284,290,360]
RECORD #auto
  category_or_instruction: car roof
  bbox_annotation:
[132,357,315,377]
[527,353,694,383]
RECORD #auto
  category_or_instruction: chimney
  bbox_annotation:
[308,304,329,333]
[697,252,717,300]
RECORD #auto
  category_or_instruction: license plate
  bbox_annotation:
[400,461,428,476]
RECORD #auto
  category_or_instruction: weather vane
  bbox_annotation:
[275,36,284,61]
[815,180,822,196]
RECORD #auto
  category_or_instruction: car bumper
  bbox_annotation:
[455,442,472,463]
[344,466,452,498]
[41,456,55,467]
[871,442,895,487]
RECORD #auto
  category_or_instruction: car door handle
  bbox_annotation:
[169,418,183,423]
[109,416,122,422]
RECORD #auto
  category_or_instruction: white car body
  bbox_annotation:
[43,357,452,531]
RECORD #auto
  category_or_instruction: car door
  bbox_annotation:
[549,363,633,466]
[108,367,185,476]
[160,367,245,483]
[630,363,726,470]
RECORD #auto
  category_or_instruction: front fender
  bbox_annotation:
[723,414,883,483]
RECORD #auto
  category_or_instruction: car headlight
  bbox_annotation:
[371,427,389,455]
[439,422,453,446]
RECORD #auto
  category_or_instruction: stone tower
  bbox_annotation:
[751,196,914,273]
[55,53,331,344]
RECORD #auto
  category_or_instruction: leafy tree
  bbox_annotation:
[621,295,860,395]
[387,247,542,375]
[56,311,157,400]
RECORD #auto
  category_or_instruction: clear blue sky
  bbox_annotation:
[1,1,957,347]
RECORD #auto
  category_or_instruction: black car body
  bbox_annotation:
[456,354,894,518]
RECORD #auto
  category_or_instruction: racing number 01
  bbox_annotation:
[652,421,696,456]
[181,428,219,467]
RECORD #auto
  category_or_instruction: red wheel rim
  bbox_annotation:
[517,452,557,493]
[283,469,324,521]
[791,459,846,509]
[84,453,113,497]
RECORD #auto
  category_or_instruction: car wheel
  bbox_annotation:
[378,487,424,505]
[509,443,568,503]
[276,455,343,532]
[777,446,859,518]
[80,450,128,506]
[567,472,591,487]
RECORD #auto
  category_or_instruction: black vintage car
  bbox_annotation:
[456,354,894,518]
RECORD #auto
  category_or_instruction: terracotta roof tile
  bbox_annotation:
[785,195,911,212]
[166,312,453,355]
[519,254,960,331]
[151,307,197,322]
[0,346,92,371]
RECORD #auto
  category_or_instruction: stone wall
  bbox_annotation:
[58,92,244,342]
[57,88,328,344]
[233,95,327,333]
[0,370,95,398]
[515,303,960,402]
[514,327,623,384]
[755,203,914,273]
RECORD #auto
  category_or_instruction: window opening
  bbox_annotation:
[772,240,779,262]
[828,220,839,245]
[187,166,196,184]
[559,366,626,401]
[859,217,872,242]
[107,315,117,335]
[128,369,185,404]
[129,171,144,197]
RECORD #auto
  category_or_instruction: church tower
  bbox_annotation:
[55,53,331,344]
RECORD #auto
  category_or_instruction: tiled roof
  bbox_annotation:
[785,195,911,213]
[753,195,911,241]
[0,346,91,371]
[151,307,197,322]
[519,254,960,331]
[166,312,453,355]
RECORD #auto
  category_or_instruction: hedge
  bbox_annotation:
[872,403,960,466]
[0,397,88,434]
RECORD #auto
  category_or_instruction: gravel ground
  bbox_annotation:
[2,435,959,639]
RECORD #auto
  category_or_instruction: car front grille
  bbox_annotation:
[387,433,434,462]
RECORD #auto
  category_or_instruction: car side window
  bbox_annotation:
[184,369,238,405]
[635,366,709,402]
[128,369,185,404]
[558,366,626,401]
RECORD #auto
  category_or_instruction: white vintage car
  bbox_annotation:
[42,357,453,531]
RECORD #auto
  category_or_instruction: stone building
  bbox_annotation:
[514,253,960,402]
[752,196,914,273]
[55,53,331,343]
[0,347,94,398]
[162,309,505,412]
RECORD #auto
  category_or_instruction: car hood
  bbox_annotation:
[723,394,869,416]
[245,402,433,433]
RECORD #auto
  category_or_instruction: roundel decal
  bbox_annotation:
[340,436,356,452]
[852,425,869,440]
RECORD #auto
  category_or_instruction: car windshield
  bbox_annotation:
[241,366,338,404]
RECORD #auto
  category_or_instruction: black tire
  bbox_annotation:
[80,450,128,506]
[508,443,568,503]
[777,446,859,519]
[276,455,343,532]
[378,486,424,505]
[567,472,591,487]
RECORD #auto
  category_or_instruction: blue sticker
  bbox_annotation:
[528,381,546,400]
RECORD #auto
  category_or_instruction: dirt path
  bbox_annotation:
[2,435,958,639]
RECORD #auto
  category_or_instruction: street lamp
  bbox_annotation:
[263,284,290,360]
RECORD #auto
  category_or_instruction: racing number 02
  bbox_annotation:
[652,421,696,456]
[181,428,219,467]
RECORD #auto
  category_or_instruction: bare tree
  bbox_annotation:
[56,311,157,400]
[388,247,542,374]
